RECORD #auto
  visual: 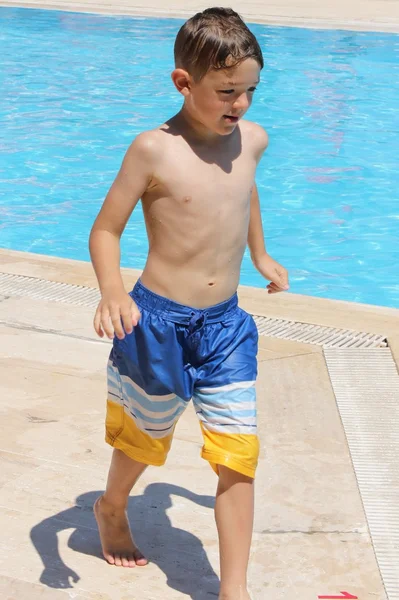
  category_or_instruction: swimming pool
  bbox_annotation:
[1,8,398,307]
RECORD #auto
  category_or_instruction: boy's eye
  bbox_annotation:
[218,87,257,95]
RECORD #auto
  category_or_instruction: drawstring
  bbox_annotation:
[188,310,209,333]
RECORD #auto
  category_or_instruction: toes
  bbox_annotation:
[104,552,115,565]
[102,549,146,568]
[114,554,123,567]
[134,550,148,567]
[127,557,137,568]
[136,557,148,567]
[121,556,130,568]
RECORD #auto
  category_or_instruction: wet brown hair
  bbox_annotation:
[174,7,264,81]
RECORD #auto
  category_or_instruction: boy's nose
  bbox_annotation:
[232,93,250,112]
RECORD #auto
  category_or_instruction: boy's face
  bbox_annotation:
[176,58,261,136]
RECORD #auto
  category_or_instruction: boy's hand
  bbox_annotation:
[255,253,289,294]
[94,290,141,340]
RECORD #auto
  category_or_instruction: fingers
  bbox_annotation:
[93,298,141,340]
[121,309,134,335]
[268,268,289,294]
[277,268,290,290]
[110,310,125,340]
[122,300,141,334]
[101,308,115,339]
[267,282,286,294]
[131,304,141,327]
[93,303,114,339]
[120,310,139,334]
[93,306,104,338]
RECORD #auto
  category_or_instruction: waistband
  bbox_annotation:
[131,280,238,325]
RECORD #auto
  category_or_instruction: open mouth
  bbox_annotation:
[223,115,239,124]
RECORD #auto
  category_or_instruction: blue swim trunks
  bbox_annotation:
[106,280,259,478]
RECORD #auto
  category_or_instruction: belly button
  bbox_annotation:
[208,282,215,287]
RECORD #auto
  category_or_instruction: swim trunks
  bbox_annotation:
[105,280,259,478]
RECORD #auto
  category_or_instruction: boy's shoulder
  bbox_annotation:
[128,128,166,155]
[240,120,269,148]
[123,127,168,173]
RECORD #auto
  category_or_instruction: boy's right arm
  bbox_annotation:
[89,132,156,340]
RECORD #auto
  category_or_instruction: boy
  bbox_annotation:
[89,7,289,600]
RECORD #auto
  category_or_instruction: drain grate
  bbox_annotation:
[324,348,399,600]
[0,271,101,308]
[253,315,387,348]
[0,272,388,348]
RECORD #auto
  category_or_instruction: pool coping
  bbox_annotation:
[1,0,399,33]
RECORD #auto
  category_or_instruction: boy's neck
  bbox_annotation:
[175,107,231,145]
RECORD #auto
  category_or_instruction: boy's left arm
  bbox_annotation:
[247,127,289,294]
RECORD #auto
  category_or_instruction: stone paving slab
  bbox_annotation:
[0,575,97,600]
[249,531,386,600]
[0,296,106,342]
[258,335,321,359]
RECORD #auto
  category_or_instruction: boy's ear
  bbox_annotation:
[171,69,192,97]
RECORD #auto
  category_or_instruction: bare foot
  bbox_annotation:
[94,495,148,568]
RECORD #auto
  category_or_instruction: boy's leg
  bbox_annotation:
[193,307,259,597]
[215,466,254,600]
[94,448,148,568]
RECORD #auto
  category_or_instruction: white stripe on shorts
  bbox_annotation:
[196,380,256,394]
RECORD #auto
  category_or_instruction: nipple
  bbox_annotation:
[183,196,192,203]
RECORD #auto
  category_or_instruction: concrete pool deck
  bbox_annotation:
[1,0,399,32]
[1,248,399,600]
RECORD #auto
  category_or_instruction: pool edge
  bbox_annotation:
[0,1,399,33]
[1,248,398,336]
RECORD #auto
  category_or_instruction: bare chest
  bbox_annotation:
[145,149,257,218]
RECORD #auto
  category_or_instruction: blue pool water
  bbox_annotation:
[1,8,398,307]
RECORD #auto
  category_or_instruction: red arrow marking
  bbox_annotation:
[318,593,358,600]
